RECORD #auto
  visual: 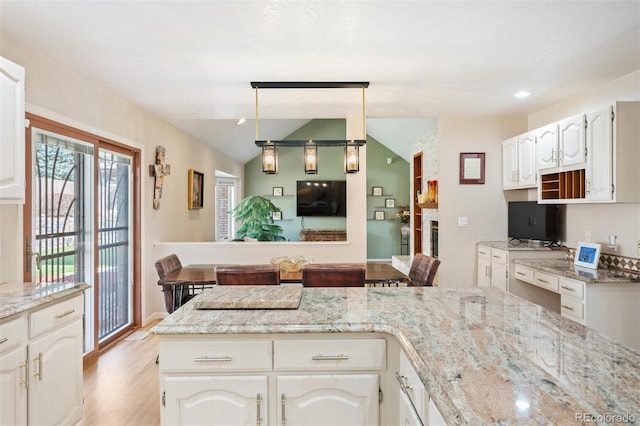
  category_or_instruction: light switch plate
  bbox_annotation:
[458,217,469,227]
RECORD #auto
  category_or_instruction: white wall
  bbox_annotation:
[0,34,244,323]
[437,116,527,287]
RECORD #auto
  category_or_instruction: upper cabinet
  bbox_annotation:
[0,56,26,203]
[502,132,536,190]
[505,101,638,204]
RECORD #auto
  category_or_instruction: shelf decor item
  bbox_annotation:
[385,198,395,208]
[574,241,602,269]
[396,210,410,224]
[188,169,204,209]
[273,186,283,196]
[272,211,282,221]
[459,152,485,184]
[372,186,383,196]
[374,210,385,220]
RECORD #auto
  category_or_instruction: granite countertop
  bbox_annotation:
[152,286,640,425]
[513,258,640,284]
[478,240,568,252]
[0,281,90,320]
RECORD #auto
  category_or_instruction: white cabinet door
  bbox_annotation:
[535,123,558,170]
[0,56,26,202]
[163,375,267,426]
[0,345,28,426]
[558,114,586,167]
[278,374,379,426]
[491,262,508,292]
[586,106,613,201]
[428,397,447,426]
[502,137,518,189]
[399,391,422,426]
[517,132,536,187]
[28,319,83,426]
[477,257,491,288]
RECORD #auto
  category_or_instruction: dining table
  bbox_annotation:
[157,262,411,313]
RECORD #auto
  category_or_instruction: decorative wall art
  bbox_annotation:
[372,186,383,196]
[149,146,171,209]
[459,152,485,184]
[385,198,395,208]
[188,169,204,209]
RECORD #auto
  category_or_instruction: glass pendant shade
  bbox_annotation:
[304,141,318,174]
[344,142,359,173]
[262,143,277,174]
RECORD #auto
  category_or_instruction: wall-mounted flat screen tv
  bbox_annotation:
[296,180,346,217]
[508,201,564,243]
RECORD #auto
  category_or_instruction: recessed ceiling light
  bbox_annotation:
[235,118,246,126]
[514,91,530,99]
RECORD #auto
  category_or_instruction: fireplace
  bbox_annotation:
[430,220,439,258]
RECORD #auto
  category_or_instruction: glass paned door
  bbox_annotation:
[98,149,133,340]
[30,128,95,352]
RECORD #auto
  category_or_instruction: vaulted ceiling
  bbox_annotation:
[2,1,638,163]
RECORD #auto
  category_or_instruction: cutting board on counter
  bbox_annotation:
[193,284,303,310]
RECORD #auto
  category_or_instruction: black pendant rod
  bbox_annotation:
[251,82,369,89]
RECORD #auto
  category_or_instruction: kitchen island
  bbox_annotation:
[152,286,640,425]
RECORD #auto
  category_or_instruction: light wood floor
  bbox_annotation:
[78,321,161,426]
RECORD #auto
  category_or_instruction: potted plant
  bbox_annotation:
[232,195,285,241]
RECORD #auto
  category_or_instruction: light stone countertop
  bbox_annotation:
[478,240,568,252]
[513,258,640,284]
[152,286,640,425]
[0,281,90,320]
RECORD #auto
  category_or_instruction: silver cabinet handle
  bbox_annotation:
[33,352,43,381]
[311,353,349,361]
[516,271,526,276]
[0,337,7,345]
[281,394,287,426]
[560,285,574,292]
[256,393,262,426]
[55,309,75,320]
[194,355,232,362]
[537,279,549,284]
[561,304,574,311]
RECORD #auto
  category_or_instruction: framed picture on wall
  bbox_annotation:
[459,152,485,184]
[272,211,282,221]
[372,186,383,196]
[374,210,385,220]
[385,198,395,208]
[272,186,283,197]
[188,169,204,209]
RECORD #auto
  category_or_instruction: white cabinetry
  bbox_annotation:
[0,294,84,426]
[476,245,507,291]
[513,263,640,350]
[556,114,587,168]
[0,56,26,203]
[159,336,386,426]
[0,315,28,426]
[502,133,536,189]
[535,123,558,170]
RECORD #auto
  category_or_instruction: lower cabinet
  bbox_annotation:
[159,335,387,426]
[476,245,508,291]
[0,294,84,426]
[278,374,378,425]
[163,375,267,425]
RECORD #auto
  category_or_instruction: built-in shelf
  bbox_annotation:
[418,202,438,209]
[263,194,294,198]
[367,194,394,197]
[413,152,423,254]
[367,218,397,222]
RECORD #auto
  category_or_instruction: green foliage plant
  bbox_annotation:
[232,195,285,241]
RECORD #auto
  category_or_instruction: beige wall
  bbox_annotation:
[437,116,527,287]
[0,34,244,322]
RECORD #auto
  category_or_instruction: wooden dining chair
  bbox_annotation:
[214,265,281,285]
[408,254,441,286]
[155,253,192,314]
[301,264,365,287]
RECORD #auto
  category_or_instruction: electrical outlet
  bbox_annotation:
[585,231,591,242]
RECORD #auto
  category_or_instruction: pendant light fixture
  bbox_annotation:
[253,82,368,174]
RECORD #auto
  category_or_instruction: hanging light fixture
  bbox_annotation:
[253,82,368,174]
[261,141,277,174]
[304,140,318,174]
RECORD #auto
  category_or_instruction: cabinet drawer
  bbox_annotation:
[559,277,585,301]
[477,245,491,260]
[490,249,508,264]
[561,297,584,323]
[514,264,534,284]
[274,339,386,371]
[0,314,27,353]
[159,340,272,372]
[534,272,558,292]
[29,295,84,338]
